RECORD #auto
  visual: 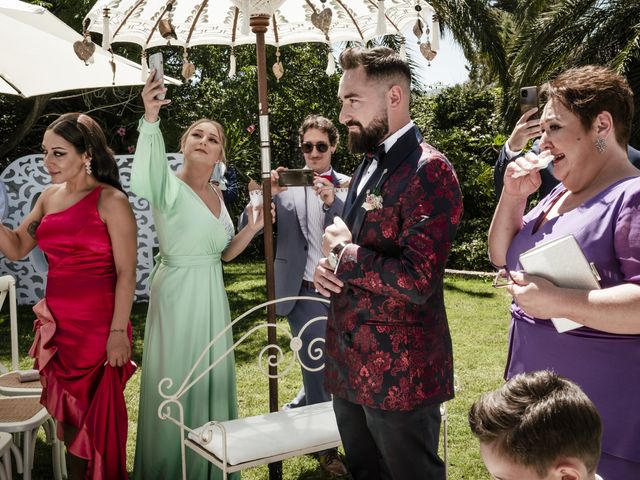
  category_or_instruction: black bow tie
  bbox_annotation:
[365,144,385,163]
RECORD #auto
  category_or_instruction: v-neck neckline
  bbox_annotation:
[175,176,223,221]
[531,188,568,234]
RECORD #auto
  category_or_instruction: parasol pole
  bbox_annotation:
[251,14,282,480]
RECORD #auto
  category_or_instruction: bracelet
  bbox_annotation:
[110,328,126,334]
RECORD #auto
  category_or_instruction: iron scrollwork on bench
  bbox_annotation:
[156,295,338,480]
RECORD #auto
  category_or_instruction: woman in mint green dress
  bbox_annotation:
[132,74,264,479]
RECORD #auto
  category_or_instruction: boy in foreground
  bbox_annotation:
[469,370,603,480]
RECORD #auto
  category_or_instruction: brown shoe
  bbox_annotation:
[316,450,349,477]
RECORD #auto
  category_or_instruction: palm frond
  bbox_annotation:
[433,0,509,87]
[504,0,640,142]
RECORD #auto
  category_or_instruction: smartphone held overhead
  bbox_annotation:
[148,52,166,100]
[277,169,315,187]
[519,86,539,118]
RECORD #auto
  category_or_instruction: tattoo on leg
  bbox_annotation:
[27,221,40,239]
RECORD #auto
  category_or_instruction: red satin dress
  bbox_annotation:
[29,186,136,479]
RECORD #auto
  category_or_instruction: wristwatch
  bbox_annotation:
[328,241,349,270]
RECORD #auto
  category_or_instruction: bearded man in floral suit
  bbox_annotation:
[314,46,463,480]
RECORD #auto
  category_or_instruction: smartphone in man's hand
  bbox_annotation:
[277,169,315,187]
[519,86,539,118]
[148,52,165,100]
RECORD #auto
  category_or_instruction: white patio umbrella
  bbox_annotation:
[82,0,440,166]
[81,0,439,53]
[0,0,180,98]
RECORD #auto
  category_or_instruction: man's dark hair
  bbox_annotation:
[298,115,339,146]
[338,46,411,91]
[468,370,602,476]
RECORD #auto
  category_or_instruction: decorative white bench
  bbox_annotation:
[157,296,340,480]
[187,401,339,470]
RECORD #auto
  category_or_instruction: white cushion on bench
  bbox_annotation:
[188,401,340,466]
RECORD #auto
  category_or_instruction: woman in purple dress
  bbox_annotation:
[488,65,640,479]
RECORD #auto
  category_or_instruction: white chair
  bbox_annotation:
[0,275,42,397]
[0,396,63,480]
[0,432,12,480]
[0,275,64,479]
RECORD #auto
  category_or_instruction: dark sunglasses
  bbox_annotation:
[301,142,329,154]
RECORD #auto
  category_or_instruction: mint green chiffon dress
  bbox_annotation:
[131,118,238,480]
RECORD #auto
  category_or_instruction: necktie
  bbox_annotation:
[318,174,333,182]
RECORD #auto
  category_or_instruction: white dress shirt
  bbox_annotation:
[356,121,415,195]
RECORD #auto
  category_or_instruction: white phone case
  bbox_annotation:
[148,52,165,100]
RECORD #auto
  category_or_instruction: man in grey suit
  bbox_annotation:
[270,115,350,477]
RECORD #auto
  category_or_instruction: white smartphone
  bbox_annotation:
[148,52,165,100]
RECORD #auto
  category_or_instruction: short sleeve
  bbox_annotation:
[614,186,640,284]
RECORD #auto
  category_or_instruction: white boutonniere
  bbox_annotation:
[362,191,383,211]
[362,168,387,211]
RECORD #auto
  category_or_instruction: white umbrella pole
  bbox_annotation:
[252,15,282,480]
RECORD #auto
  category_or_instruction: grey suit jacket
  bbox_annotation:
[274,170,349,316]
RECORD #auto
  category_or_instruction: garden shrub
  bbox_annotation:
[412,84,504,271]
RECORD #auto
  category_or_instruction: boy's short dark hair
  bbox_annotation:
[468,370,602,476]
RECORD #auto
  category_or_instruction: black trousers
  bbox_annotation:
[333,396,445,480]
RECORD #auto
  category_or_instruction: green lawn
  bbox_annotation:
[0,262,510,479]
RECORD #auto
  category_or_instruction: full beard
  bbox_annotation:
[346,115,389,153]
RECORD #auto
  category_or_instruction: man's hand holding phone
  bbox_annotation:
[507,107,542,153]
[270,167,288,196]
[270,167,315,195]
[507,86,543,153]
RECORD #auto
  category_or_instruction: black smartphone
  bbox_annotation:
[277,169,315,187]
[148,52,165,100]
[519,86,539,118]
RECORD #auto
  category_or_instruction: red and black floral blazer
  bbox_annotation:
[324,126,463,411]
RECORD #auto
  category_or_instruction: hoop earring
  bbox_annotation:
[595,137,607,154]
[85,160,93,176]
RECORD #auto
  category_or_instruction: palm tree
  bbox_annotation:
[501,0,640,143]
[433,0,509,89]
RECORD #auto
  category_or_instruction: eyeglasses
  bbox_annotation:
[492,265,518,288]
[301,142,329,154]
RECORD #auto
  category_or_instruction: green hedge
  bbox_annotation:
[412,84,505,271]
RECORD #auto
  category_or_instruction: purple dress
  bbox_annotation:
[505,176,640,479]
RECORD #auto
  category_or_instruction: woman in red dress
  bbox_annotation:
[0,113,137,479]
